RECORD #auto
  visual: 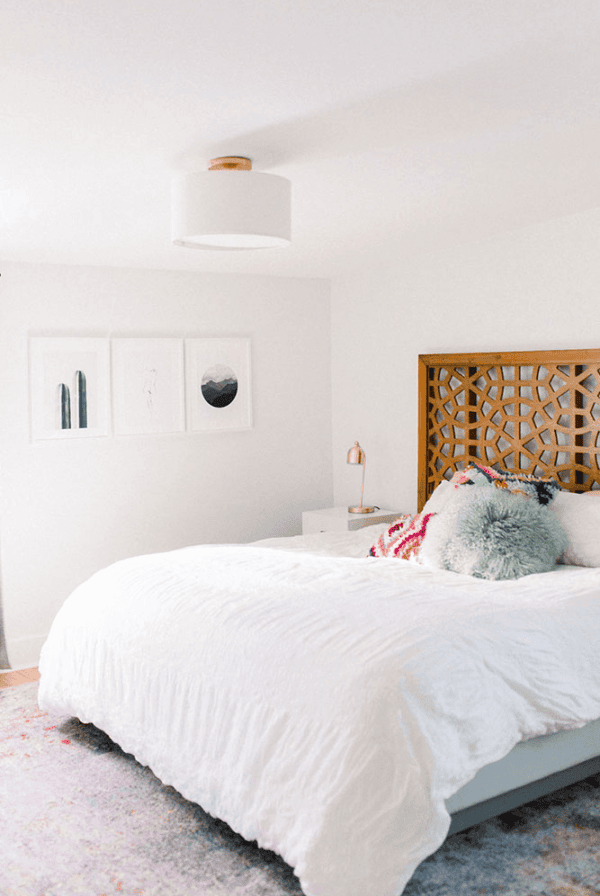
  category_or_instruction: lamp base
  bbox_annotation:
[348,505,375,514]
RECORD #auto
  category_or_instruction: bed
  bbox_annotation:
[38,349,600,896]
[418,349,600,833]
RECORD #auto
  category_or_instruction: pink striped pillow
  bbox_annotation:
[368,512,437,560]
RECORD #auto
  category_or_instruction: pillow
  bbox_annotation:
[368,512,436,560]
[451,461,561,504]
[422,480,454,515]
[550,490,600,567]
[418,487,568,580]
[449,462,499,488]
[449,461,561,506]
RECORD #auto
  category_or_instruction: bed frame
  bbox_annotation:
[417,349,600,833]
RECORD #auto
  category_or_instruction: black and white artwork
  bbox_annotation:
[201,364,238,408]
[112,338,185,435]
[29,338,109,440]
[186,338,252,432]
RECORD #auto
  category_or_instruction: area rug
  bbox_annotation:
[3,683,600,896]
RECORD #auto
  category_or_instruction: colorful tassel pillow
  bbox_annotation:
[368,512,437,560]
[450,462,560,506]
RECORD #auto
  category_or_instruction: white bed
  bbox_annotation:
[38,525,600,896]
[38,348,600,896]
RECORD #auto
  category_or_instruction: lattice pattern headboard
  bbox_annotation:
[418,349,600,510]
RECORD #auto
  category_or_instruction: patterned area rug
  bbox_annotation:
[3,682,600,896]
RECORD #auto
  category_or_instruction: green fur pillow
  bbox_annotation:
[418,487,568,580]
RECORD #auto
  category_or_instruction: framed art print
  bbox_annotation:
[185,338,252,432]
[112,338,185,435]
[30,337,110,440]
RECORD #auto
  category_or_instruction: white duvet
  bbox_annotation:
[38,528,600,896]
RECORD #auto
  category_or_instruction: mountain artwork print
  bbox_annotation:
[185,337,251,432]
[200,364,238,408]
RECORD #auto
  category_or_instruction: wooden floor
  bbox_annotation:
[0,667,40,689]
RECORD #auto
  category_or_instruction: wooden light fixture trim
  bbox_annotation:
[208,157,252,171]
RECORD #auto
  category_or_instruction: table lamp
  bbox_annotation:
[346,441,375,513]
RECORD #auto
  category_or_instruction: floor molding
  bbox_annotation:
[0,667,40,689]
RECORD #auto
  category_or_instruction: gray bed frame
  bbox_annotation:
[447,718,600,833]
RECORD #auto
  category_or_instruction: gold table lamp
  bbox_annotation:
[346,441,375,513]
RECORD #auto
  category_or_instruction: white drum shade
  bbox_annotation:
[172,170,291,249]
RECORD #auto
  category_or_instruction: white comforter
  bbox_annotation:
[38,529,600,896]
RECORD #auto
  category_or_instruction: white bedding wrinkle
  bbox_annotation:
[38,537,600,896]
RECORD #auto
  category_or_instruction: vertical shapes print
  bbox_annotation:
[30,338,109,440]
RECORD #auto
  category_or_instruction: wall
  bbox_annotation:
[0,263,332,668]
[331,207,600,515]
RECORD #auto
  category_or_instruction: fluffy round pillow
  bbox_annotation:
[418,487,569,580]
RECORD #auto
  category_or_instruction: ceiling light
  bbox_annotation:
[171,157,291,250]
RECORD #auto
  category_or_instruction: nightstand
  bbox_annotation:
[302,507,402,535]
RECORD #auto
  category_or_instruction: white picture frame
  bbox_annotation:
[112,338,185,435]
[185,338,252,432]
[29,337,110,440]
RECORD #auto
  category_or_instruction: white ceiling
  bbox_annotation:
[2,0,600,280]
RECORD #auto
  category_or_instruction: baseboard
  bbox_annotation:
[0,666,40,687]
[4,634,46,671]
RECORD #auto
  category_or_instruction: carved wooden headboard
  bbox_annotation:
[418,349,600,511]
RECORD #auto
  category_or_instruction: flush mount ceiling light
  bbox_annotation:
[172,157,291,250]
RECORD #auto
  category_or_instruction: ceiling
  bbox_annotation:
[2,0,599,280]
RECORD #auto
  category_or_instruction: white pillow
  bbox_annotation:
[422,479,454,515]
[550,490,600,567]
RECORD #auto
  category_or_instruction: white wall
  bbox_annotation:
[5,205,599,668]
[331,207,600,515]
[0,263,332,668]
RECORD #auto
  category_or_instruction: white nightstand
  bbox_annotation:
[302,507,402,535]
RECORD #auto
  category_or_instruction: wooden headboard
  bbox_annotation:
[418,349,600,511]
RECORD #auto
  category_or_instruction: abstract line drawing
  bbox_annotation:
[143,367,158,417]
[186,338,251,432]
[112,338,184,435]
[30,338,109,440]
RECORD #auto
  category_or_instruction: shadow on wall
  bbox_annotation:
[0,588,10,670]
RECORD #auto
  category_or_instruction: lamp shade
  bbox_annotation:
[172,160,291,250]
[346,441,366,465]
